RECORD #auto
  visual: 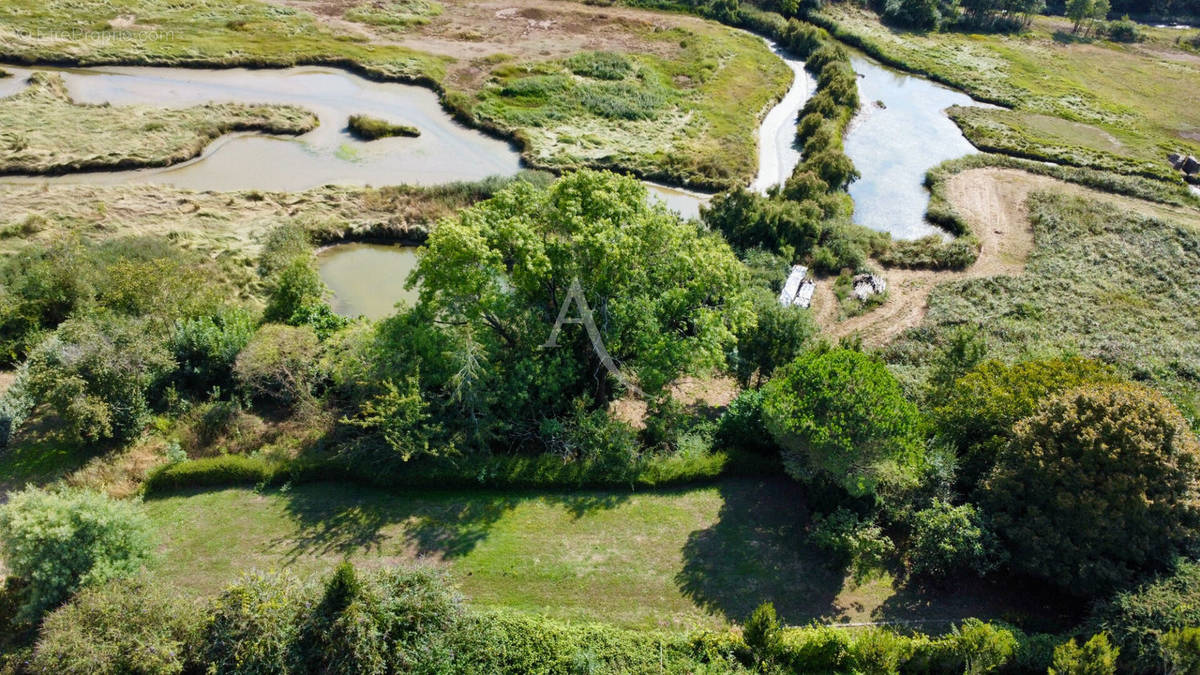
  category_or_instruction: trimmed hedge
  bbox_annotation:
[143,448,780,494]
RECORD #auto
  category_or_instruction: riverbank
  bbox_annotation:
[0,0,790,190]
[805,5,1200,183]
[0,71,318,176]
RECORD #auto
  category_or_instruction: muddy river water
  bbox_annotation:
[0,45,987,317]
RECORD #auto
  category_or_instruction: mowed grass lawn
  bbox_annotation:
[143,478,1073,630]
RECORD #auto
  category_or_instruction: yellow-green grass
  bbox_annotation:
[0,178,529,294]
[0,0,790,189]
[811,5,1200,176]
[0,72,317,175]
[141,479,1077,631]
[892,189,1200,424]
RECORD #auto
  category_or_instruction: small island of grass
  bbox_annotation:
[347,114,421,140]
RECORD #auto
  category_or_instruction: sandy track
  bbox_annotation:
[819,166,1200,345]
[815,168,1037,346]
[818,167,1200,346]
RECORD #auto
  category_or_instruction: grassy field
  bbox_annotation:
[0,0,789,188]
[141,478,1079,631]
[810,6,1200,179]
[0,72,316,174]
[889,188,1200,423]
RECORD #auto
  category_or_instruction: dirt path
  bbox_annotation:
[816,167,1200,346]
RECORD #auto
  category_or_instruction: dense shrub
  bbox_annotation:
[22,315,175,444]
[731,287,818,387]
[1092,560,1200,672]
[199,570,311,673]
[808,507,896,579]
[762,348,926,498]
[234,324,322,409]
[0,488,154,620]
[982,383,1200,596]
[1160,627,1200,674]
[933,357,1120,491]
[1105,15,1142,41]
[169,304,256,394]
[32,577,198,675]
[1049,633,1120,675]
[906,499,998,579]
[883,0,943,29]
[565,51,633,80]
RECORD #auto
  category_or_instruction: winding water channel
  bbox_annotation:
[0,43,988,317]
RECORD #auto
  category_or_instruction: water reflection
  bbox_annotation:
[844,55,983,239]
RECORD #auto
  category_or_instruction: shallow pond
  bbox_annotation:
[844,55,983,240]
[317,243,420,320]
[0,64,522,191]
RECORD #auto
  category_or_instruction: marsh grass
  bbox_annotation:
[347,113,420,139]
[343,0,443,28]
[467,25,790,189]
[0,174,548,293]
[889,191,1200,424]
[808,5,1200,173]
[0,72,317,175]
[0,0,789,191]
[948,106,1181,182]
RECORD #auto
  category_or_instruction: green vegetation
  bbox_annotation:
[0,487,154,620]
[0,174,548,291]
[0,72,317,175]
[343,0,443,29]
[948,106,1177,181]
[0,0,789,190]
[890,190,1200,420]
[1093,561,1200,671]
[467,27,790,188]
[982,383,1200,595]
[806,4,1200,179]
[763,348,925,499]
[23,557,1072,673]
[346,113,420,140]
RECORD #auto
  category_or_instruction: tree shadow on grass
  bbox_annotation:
[874,574,1086,633]
[267,482,630,565]
[675,477,846,625]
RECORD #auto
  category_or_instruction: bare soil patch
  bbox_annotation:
[275,0,701,90]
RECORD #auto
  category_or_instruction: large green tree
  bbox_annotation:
[983,383,1200,596]
[762,348,926,498]
[408,170,752,445]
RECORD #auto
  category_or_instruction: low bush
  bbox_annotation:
[143,445,778,494]
[808,507,895,579]
[1092,560,1200,672]
[31,577,199,675]
[234,324,322,409]
[717,389,777,455]
[1049,633,1120,674]
[347,114,420,140]
[0,487,155,620]
[731,287,818,387]
[906,499,998,579]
